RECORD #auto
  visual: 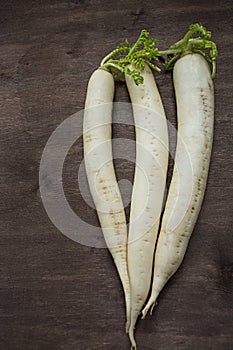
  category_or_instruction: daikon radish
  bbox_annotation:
[83,68,131,330]
[126,64,168,349]
[142,24,218,318]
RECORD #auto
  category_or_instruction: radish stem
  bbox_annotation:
[160,23,218,77]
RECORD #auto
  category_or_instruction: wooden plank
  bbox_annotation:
[0,0,233,349]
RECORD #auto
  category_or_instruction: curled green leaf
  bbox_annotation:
[159,23,218,78]
[100,30,161,85]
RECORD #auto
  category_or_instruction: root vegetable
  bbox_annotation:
[125,64,168,349]
[83,68,131,330]
[142,24,218,318]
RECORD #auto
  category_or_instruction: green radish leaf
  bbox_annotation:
[100,29,161,85]
[159,23,218,78]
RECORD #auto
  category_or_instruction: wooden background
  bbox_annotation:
[1,0,233,349]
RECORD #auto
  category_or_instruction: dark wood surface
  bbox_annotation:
[1,0,233,349]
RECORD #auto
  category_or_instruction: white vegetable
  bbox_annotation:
[126,64,169,349]
[83,68,131,330]
[142,53,214,317]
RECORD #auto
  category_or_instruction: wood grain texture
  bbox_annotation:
[0,0,233,349]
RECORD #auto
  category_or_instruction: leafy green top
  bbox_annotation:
[160,23,218,78]
[100,24,218,85]
[100,30,161,85]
